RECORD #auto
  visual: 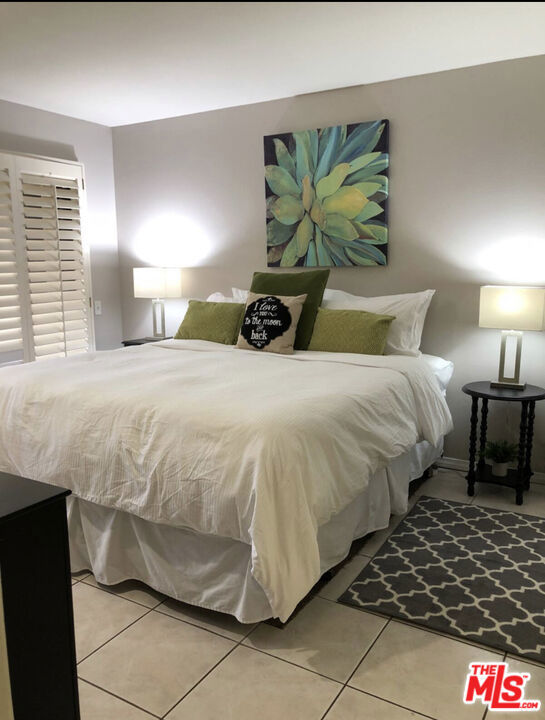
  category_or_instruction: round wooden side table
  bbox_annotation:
[462,381,545,505]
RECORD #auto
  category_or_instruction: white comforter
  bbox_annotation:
[0,340,452,620]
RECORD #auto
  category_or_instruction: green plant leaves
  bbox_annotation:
[302,175,315,212]
[346,242,387,266]
[310,199,326,229]
[335,121,382,164]
[345,155,389,184]
[323,186,367,219]
[360,123,386,156]
[294,131,314,185]
[267,218,295,246]
[325,213,359,241]
[265,165,301,197]
[295,213,313,257]
[316,163,350,200]
[348,152,381,174]
[273,139,296,179]
[314,227,332,266]
[324,237,351,266]
[365,174,389,193]
[267,243,286,264]
[315,125,342,184]
[353,201,384,222]
[305,239,318,267]
[271,195,305,225]
[280,235,300,267]
[351,223,388,244]
[352,181,382,198]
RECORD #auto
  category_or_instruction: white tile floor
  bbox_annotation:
[71,469,545,719]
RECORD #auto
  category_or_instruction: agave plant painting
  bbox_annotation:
[264,120,389,267]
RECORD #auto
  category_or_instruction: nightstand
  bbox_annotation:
[121,337,172,347]
[463,381,545,505]
[0,472,79,719]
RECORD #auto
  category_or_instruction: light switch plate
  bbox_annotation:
[94,300,102,316]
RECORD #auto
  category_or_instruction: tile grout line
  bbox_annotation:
[77,605,156,666]
[160,631,251,718]
[79,577,166,610]
[320,619,393,720]
[78,604,258,719]
[77,579,259,646]
[78,677,161,719]
[343,687,439,720]
[239,638,345,686]
[330,617,441,720]
[343,618,391,688]
[152,605,258,643]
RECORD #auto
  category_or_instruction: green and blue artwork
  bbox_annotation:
[264,120,389,267]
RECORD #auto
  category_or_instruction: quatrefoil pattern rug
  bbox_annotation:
[339,496,545,663]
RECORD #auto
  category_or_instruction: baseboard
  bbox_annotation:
[437,456,545,484]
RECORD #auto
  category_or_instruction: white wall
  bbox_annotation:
[0,99,122,350]
[112,55,545,469]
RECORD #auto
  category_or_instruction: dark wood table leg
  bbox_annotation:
[467,396,479,496]
[516,401,529,505]
[524,401,536,491]
[477,398,488,472]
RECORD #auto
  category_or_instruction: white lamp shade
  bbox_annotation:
[133,267,182,299]
[479,285,545,331]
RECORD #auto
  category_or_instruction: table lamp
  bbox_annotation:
[133,267,183,338]
[479,285,545,390]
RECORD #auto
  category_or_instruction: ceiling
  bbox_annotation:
[0,2,544,127]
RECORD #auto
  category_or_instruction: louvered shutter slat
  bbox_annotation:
[0,166,23,362]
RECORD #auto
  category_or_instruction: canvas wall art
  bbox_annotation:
[264,120,389,267]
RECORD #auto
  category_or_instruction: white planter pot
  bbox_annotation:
[491,462,508,477]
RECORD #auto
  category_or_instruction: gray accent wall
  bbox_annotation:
[0,99,122,350]
[112,56,545,469]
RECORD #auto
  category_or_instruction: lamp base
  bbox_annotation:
[152,299,165,338]
[490,380,526,391]
[494,330,524,390]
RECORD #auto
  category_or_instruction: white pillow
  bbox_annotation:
[232,287,249,303]
[206,292,237,303]
[322,288,435,356]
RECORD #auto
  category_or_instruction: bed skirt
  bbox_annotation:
[68,440,442,623]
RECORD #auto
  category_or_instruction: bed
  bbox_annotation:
[0,339,453,622]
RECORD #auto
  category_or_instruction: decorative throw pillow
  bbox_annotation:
[249,269,330,350]
[308,308,395,355]
[322,288,435,356]
[174,300,245,344]
[236,292,307,354]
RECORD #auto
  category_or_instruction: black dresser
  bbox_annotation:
[0,472,79,720]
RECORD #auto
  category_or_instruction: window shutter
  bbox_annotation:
[0,152,95,364]
[21,173,91,360]
[0,162,24,364]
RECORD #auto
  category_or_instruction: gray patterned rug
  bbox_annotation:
[339,496,545,664]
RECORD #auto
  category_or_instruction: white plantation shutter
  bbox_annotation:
[0,152,94,364]
[0,163,24,364]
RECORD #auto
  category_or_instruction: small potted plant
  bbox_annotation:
[484,440,519,477]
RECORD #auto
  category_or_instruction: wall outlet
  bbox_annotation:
[94,300,102,316]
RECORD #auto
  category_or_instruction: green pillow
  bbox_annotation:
[308,308,395,355]
[250,269,330,350]
[174,301,245,344]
